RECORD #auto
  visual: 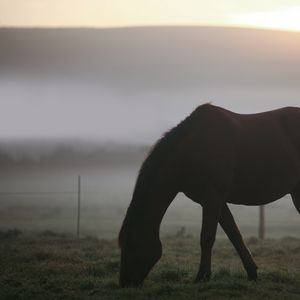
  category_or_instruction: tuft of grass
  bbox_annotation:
[154,269,188,282]
[0,229,22,240]
[38,230,68,239]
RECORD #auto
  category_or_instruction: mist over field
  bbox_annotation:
[0,26,299,238]
[2,26,300,142]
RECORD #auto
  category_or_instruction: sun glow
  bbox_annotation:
[230,6,300,32]
[1,1,300,32]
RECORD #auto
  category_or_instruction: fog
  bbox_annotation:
[0,26,299,238]
[1,77,300,144]
[1,27,300,144]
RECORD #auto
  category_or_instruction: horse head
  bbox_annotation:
[119,215,162,287]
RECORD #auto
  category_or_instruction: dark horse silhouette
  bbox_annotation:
[119,103,300,287]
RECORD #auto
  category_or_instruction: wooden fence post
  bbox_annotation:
[77,175,81,238]
[258,205,265,239]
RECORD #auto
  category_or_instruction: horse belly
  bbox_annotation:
[229,157,300,206]
[228,189,289,206]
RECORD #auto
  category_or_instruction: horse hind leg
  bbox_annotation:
[291,186,300,214]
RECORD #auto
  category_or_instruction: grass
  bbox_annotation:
[0,230,299,300]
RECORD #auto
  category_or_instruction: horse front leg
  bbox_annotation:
[219,204,258,280]
[195,190,223,282]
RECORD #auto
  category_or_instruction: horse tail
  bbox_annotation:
[291,186,300,214]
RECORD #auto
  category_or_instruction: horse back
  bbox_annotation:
[174,105,300,204]
[229,106,300,203]
[276,107,300,153]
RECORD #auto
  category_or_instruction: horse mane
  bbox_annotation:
[118,103,212,246]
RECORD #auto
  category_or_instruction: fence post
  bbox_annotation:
[77,175,81,238]
[258,205,265,239]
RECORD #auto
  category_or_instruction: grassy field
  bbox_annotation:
[0,230,299,300]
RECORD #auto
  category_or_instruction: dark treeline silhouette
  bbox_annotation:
[0,151,14,166]
[0,143,148,169]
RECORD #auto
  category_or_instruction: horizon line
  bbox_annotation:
[1,24,300,34]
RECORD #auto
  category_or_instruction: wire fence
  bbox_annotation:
[0,177,298,239]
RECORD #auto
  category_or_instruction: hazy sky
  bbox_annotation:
[1,0,300,31]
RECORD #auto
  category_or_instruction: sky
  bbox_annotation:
[1,0,300,31]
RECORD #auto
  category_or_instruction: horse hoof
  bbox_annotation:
[248,275,258,281]
[195,273,211,283]
[247,268,258,281]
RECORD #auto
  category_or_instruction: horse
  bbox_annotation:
[118,103,300,287]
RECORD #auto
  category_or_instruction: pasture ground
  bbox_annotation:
[0,230,299,300]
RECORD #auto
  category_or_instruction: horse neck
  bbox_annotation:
[129,186,176,234]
